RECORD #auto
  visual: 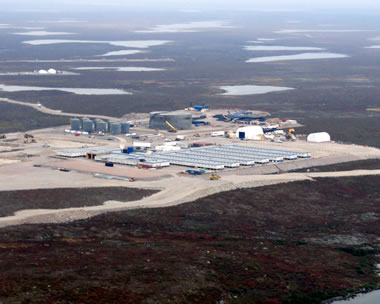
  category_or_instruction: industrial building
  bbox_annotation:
[236,126,264,140]
[149,111,192,131]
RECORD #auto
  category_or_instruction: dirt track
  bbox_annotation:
[1,169,380,229]
[0,97,118,121]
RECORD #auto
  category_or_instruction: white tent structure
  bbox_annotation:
[47,68,57,74]
[38,69,48,74]
[307,132,331,143]
[236,126,264,140]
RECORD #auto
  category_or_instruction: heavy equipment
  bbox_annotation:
[286,128,296,141]
[209,173,221,180]
[0,134,6,139]
[24,133,38,143]
[165,121,177,133]
[222,115,231,121]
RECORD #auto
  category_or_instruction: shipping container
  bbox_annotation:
[186,169,202,175]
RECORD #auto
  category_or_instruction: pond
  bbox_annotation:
[0,84,131,95]
[329,290,380,304]
[246,52,349,63]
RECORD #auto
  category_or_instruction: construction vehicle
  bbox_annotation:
[222,115,231,121]
[286,129,296,141]
[209,173,221,180]
[165,121,177,133]
[24,133,38,143]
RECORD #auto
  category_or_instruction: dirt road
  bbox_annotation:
[0,97,118,121]
[1,169,380,229]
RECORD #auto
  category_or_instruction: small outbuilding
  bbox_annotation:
[236,126,264,140]
[307,132,331,143]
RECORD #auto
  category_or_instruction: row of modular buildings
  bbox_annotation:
[56,143,311,171]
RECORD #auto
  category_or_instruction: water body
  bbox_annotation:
[274,29,367,34]
[329,290,380,304]
[218,85,294,95]
[22,40,172,49]
[0,24,44,30]
[180,9,201,13]
[13,31,75,36]
[41,19,85,23]
[73,67,165,72]
[136,20,235,33]
[0,84,130,95]
[246,52,349,63]
[99,50,145,57]
[244,45,325,51]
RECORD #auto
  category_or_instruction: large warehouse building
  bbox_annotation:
[149,111,192,131]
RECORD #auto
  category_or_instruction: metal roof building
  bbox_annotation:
[149,111,192,130]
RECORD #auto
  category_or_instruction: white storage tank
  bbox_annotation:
[307,132,331,143]
[236,126,264,140]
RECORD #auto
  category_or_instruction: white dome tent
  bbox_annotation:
[47,68,57,74]
[38,69,48,74]
[236,126,264,140]
[307,132,331,143]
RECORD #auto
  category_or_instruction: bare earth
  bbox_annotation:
[1,97,380,229]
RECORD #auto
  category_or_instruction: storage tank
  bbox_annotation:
[121,122,130,134]
[95,119,107,133]
[111,122,121,135]
[149,111,192,130]
[307,132,331,143]
[81,117,90,129]
[83,119,94,133]
[70,118,81,131]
